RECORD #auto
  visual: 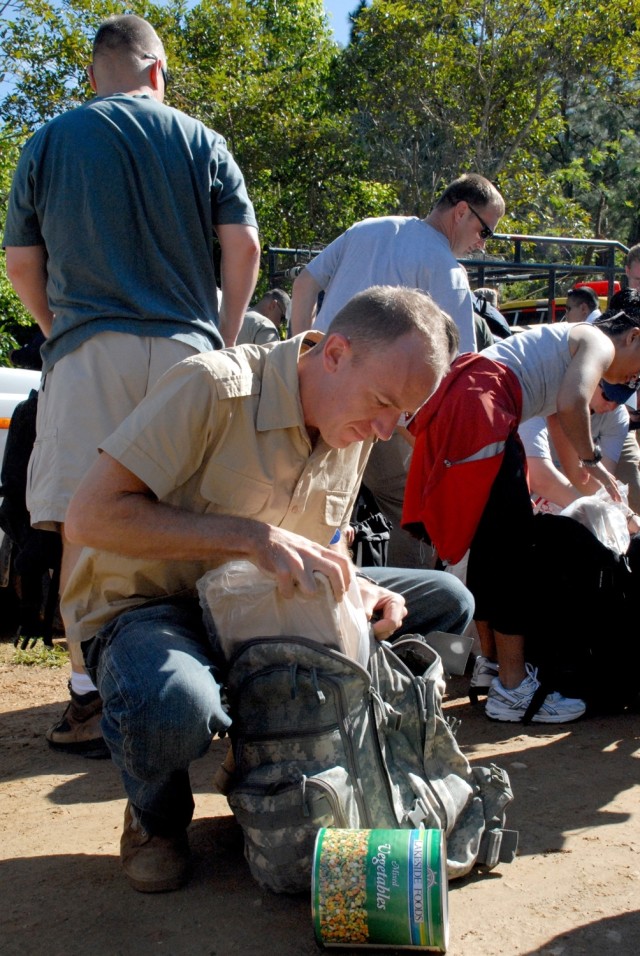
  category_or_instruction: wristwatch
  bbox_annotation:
[579,444,603,467]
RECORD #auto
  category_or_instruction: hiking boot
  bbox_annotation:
[45,682,110,759]
[485,664,586,724]
[469,655,499,705]
[120,802,190,893]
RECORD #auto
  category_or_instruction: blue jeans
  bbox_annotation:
[362,566,474,639]
[83,570,473,836]
[83,598,230,837]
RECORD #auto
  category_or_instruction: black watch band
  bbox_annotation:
[580,444,602,467]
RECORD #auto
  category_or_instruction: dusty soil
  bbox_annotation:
[1,639,639,956]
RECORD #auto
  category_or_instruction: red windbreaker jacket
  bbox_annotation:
[402,352,523,565]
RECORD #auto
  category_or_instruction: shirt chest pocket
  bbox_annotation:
[201,465,273,518]
[323,492,353,526]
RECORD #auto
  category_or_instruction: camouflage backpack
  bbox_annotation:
[223,634,518,894]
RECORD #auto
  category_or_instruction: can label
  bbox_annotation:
[312,828,448,952]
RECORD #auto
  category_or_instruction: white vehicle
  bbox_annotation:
[0,365,42,546]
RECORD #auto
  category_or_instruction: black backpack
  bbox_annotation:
[524,512,639,716]
[0,389,61,646]
[349,484,392,567]
[472,293,512,340]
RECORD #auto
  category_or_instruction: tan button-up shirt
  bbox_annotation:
[63,334,372,643]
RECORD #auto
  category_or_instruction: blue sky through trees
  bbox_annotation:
[323,0,359,46]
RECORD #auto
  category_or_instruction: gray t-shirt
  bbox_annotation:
[4,94,258,373]
[237,311,280,346]
[306,216,476,353]
[482,323,574,421]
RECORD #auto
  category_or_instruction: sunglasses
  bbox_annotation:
[467,205,494,240]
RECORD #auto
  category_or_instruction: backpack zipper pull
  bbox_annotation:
[311,667,326,703]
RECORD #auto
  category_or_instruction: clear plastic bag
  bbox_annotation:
[560,483,630,554]
[197,560,371,666]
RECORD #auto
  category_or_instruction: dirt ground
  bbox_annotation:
[1,639,639,956]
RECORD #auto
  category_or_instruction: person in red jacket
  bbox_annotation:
[403,308,640,723]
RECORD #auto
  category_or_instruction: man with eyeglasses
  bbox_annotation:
[3,14,260,758]
[289,173,504,569]
[290,172,504,352]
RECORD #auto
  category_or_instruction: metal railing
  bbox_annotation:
[462,234,629,308]
[267,235,631,320]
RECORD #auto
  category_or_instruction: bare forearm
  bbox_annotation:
[65,454,354,598]
[66,478,266,562]
[527,457,580,509]
[4,245,54,336]
[216,224,260,346]
[290,269,321,335]
[557,406,597,461]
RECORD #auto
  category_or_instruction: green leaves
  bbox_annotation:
[2,0,640,339]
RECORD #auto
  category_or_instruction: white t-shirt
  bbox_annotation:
[519,406,629,466]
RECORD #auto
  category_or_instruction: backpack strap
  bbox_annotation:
[478,827,519,867]
[473,764,519,868]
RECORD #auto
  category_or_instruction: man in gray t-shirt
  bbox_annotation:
[289,174,504,568]
[3,14,260,757]
[290,173,504,352]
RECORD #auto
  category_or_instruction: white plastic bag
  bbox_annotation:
[197,560,371,667]
[560,483,630,554]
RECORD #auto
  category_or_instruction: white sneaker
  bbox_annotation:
[469,655,499,704]
[485,663,586,724]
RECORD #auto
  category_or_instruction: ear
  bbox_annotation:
[149,57,163,93]
[454,200,468,223]
[87,64,98,93]
[322,332,352,373]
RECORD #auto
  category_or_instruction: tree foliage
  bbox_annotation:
[335,0,640,237]
[2,0,640,358]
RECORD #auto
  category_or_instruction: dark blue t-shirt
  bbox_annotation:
[4,94,258,372]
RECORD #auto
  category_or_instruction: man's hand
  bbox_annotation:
[249,525,354,601]
[576,461,622,502]
[356,577,407,641]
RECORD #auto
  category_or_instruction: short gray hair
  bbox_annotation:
[326,285,458,376]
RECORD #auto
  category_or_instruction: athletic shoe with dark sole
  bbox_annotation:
[485,664,586,724]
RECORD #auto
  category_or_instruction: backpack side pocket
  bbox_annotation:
[228,765,360,894]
